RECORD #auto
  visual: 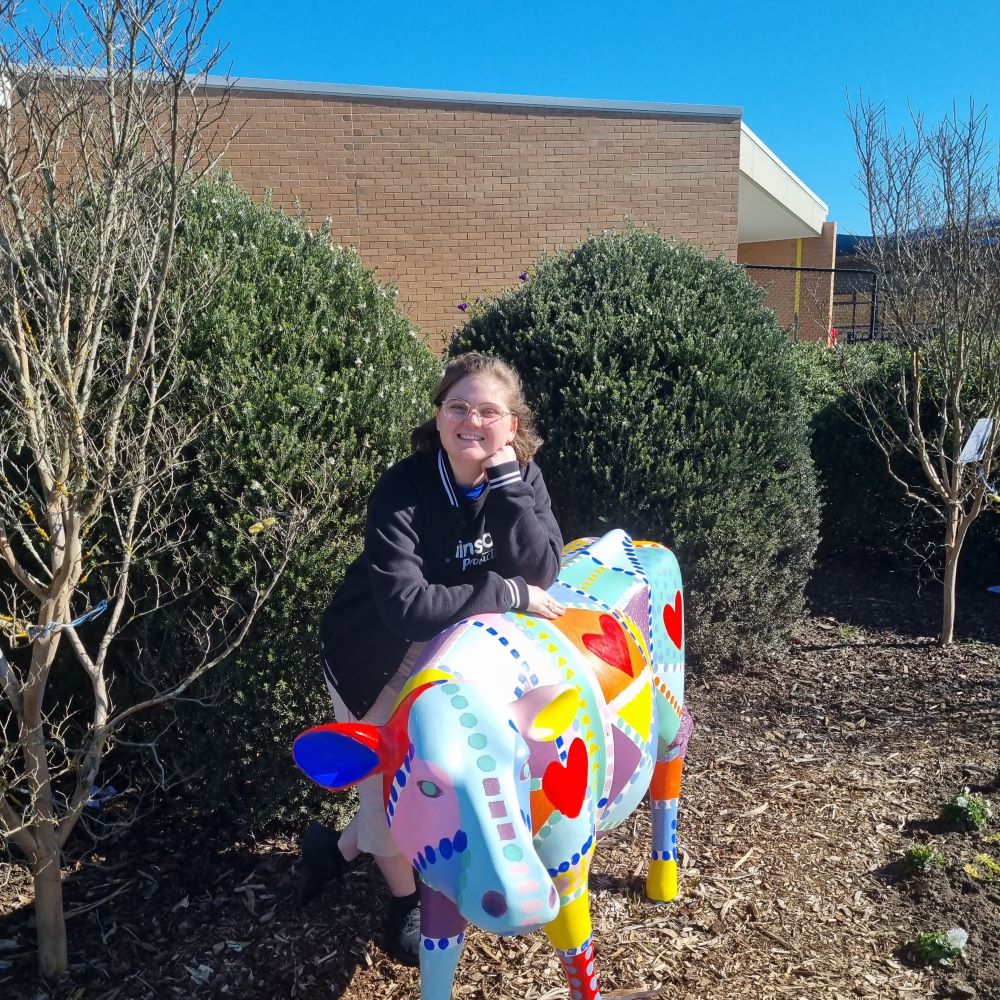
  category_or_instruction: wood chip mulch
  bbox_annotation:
[2,560,999,1000]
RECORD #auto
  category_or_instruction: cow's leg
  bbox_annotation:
[544,859,601,1000]
[646,705,693,902]
[418,883,468,1000]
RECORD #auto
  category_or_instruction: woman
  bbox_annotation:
[298,352,565,965]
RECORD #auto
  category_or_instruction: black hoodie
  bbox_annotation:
[319,448,563,716]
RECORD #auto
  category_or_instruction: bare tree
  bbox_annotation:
[848,98,1000,644]
[0,0,315,978]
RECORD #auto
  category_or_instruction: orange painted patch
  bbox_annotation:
[530,787,556,834]
[650,757,684,800]
[553,609,644,704]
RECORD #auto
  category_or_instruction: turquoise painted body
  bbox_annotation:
[293,529,690,1000]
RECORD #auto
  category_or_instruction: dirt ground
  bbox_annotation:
[2,560,999,1000]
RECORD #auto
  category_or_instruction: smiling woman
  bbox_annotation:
[435,377,515,483]
[296,352,566,965]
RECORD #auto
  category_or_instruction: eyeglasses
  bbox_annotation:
[440,398,512,425]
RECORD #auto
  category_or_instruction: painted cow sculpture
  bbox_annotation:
[294,529,690,1000]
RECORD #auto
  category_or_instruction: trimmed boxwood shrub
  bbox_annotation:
[120,175,440,829]
[451,228,820,666]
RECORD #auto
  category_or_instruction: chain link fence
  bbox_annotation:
[745,264,882,344]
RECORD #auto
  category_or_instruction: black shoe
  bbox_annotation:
[296,822,348,906]
[385,890,421,967]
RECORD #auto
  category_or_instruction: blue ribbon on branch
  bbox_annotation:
[28,598,109,642]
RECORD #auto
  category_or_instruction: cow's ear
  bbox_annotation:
[293,722,385,790]
[512,684,579,742]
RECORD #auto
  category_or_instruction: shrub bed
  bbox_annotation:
[795,340,1000,587]
[123,176,439,829]
[452,228,820,666]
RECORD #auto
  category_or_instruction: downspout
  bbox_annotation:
[792,238,803,341]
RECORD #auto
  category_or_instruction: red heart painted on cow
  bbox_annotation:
[663,590,683,649]
[582,614,632,675]
[542,738,588,819]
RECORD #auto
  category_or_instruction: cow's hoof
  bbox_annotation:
[645,859,678,903]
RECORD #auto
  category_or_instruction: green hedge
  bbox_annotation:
[124,175,439,829]
[451,228,820,666]
[794,340,1000,586]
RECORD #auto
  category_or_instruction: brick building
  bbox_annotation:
[207,78,833,341]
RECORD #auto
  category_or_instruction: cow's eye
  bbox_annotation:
[418,780,443,798]
[520,761,531,781]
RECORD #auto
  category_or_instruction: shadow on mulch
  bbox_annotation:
[0,819,384,1000]
[3,558,1000,1000]
[807,557,1000,646]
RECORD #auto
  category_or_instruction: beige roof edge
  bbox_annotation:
[204,73,743,120]
[739,123,828,240]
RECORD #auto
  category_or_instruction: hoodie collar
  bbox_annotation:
[437,449,459,507]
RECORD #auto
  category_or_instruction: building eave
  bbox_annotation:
[204,74,743,121]
[739,123,828,243]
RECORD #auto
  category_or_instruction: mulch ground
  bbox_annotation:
[2,560,999,1000]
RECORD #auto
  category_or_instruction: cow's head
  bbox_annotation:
[294,679,579,934]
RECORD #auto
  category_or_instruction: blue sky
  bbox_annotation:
[204,1,1000,237]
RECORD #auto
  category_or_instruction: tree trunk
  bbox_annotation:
[940,514,961,646]
[22,630,68,979]
[33,828,67,979]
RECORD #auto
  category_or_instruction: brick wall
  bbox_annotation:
[210,90,742,342]
[737,222,838,341]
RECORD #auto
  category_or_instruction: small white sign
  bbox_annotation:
[958,417,995,464]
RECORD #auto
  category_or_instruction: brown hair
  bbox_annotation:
[410,353,543,464]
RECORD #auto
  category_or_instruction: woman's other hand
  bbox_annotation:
[526,585,565,619]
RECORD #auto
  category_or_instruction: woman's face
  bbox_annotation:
[435,375,518,469]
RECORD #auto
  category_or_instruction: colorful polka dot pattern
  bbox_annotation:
[421,930,466,952]
[385,743,415,828]
[557,941,602,1000]
[377,531,685,1000]
[415,829,469,872]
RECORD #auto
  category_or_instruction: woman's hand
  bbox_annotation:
[482,444,517,471]
[526,585,565,619]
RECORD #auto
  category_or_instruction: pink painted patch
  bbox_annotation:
[489,800,507,818]
[498,822,515,841]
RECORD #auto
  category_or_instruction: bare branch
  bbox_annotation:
[847,95,1000,643]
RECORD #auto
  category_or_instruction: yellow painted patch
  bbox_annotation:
[646,859,678,902]
[393,668,452,709]
[529,688,579,741]
[580,565,607,591]
[617,682,653,736]
[544,892,592,951]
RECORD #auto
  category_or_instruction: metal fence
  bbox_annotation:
[744,264,882,344]
[832,268,882,343]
